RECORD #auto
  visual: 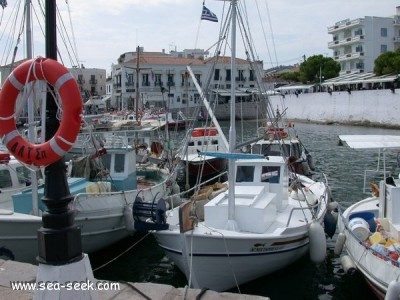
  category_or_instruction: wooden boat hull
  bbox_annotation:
[184,157,227,177]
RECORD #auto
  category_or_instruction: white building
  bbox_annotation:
[328,6,400,75]
[110,48,263,112]
[68,67,107,100]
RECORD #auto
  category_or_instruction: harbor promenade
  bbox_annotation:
[0,259,269,300]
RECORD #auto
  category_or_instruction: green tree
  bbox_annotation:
[280,71,300,82]
[299,55,340,84]
[374,49,400,75]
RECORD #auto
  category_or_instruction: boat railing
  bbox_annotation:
[362,169,391,195]
[285,202,322,227]
[286,172,330,227]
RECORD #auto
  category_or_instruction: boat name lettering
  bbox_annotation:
[251,246,283,252]
[10,142,46,160]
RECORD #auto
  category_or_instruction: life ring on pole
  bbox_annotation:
[0,57,82,167]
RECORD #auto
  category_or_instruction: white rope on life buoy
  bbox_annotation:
[0,57,82,167]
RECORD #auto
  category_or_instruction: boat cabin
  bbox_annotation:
[251,138,303,158]
[203,157,288,233]
[187,128,226,155]
[0,154,42,209]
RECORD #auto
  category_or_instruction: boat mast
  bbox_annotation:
[226,0,238,231]
[25,0,40,216]
[135,45,141,125]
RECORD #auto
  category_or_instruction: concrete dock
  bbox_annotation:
[0,259,269,300]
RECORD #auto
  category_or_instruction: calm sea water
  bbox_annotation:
[90,121,400,300]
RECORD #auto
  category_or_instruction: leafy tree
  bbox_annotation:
[280,71,300,82]
[299,55,340,84]
[374,49,400,75]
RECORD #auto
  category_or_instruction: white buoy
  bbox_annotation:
[341,255,356,274]
[309,221,327,264]
[385,280,400,300]
[123,204,135,233]
[334,232,346,255]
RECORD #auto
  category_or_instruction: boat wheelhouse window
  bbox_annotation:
[114,154,125,173]
[236,165,254,182]
[262,144,280,156]
[211,140,218,145]
[189,141,195,146]
[16,166,31,184]
[0,170,12,188]
[291,144,301,158]
[101,154,111,171]
[261,166,280,183]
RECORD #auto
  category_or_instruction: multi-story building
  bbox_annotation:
[328,7,400,75]
[0,61,107,102]
[68,66,107,100]
[110,48,263,113]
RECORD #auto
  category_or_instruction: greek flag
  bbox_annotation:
[201,5,218,22]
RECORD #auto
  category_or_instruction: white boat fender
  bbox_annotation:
[324,211,337,239]
[309,221,327,264]
[385,280,400,300]
[307,153,315,171]
[340,255,356,274]
[334,232,346,255]
[172,183,180,194]
[327,201,339,212]
[123,205,135,233]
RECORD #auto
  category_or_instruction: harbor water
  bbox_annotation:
[90,121,400,300]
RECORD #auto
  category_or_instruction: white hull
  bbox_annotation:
[155,225,310,292]
[154,169,328,292]
[0,176,170,264]
[0,213,127,263]
[338,197,399,298]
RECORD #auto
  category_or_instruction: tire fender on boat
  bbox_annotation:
[334,232,346,255]
[0,58,82,167]
[309,221,327,264]
[385,280,400,300]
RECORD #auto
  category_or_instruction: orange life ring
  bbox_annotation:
[0,58,82,167]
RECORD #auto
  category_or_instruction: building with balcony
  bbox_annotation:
[110,48,263,112]
[69,67,107,100]
[328,6,400,75]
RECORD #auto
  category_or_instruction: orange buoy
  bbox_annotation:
[0,58,82,166]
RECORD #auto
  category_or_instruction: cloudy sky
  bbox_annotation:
[1,0,399,75]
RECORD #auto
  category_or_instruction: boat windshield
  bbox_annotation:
[236,165,255,182]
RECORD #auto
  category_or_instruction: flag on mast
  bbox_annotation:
[201,5,218,22]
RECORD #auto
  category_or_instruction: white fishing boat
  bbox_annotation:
[149,0,332,292]
[0,137,178,263]
[245,109,315,178]
[336,135,400,300]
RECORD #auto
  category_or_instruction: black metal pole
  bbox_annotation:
[37,0,82,264]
